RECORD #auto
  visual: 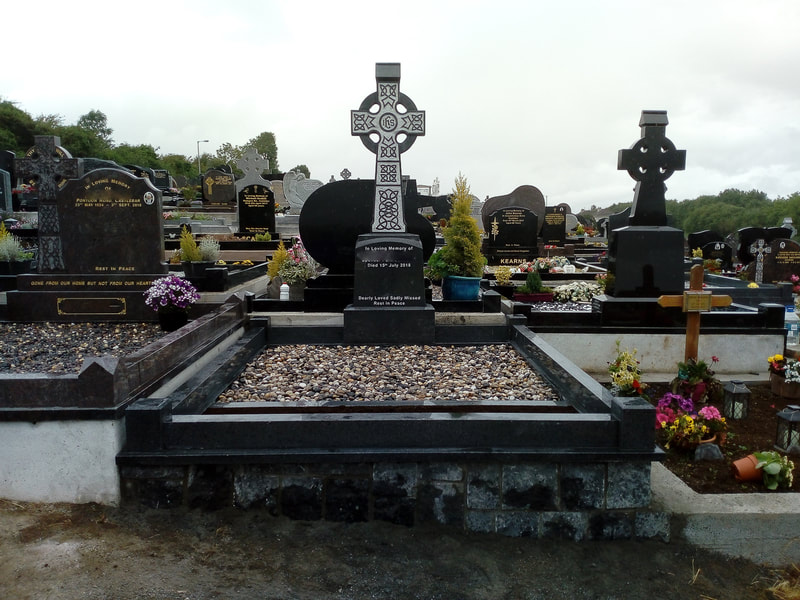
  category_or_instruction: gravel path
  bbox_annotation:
[218,344,558,403]
[0,322,165,374]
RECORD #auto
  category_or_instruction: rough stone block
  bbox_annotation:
[233,467,280,512]
[186,465,233,510]
[588,512,633,540]
[607,462,651,508]
[496,512,539,538]
[541,512,588,541]
[325,478,369,523]
[417,481,464,527]
[635,511,671,542]
[560,464,605,510]
[465,511,496,533]
[502,464,558,510]
[421,463,464,482]
[122,478,184,509]
[373,463,418,498]
[281,477,323,520]
[467,464,501,509]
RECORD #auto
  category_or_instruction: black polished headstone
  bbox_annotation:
[481,185,545,232]
[701,241,733,271]
[125,164,156,183]
[152,169,171,190]
[737,226,793,265]
[237,184,275,236]
[688,230,722,254]
[483,206,538,266]
[202,169,236,205]
[761,239,800,283]
[607,206,631,232]
[542,206,567,246]
[299,179,435,274]
[0,151,15,210]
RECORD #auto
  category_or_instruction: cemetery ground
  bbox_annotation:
[0,497,794,600]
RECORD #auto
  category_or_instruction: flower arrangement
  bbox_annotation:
[655,392,727,449]
[143,275,200,313]
[516,256,571,273]
[703,258,722,274]
[493,265,513,286]
[671,356,722,403]
[552,281,602,303]
[791,274,800,295]
[691,247,704,258]
[0,222,34,262]
[607,340,647,397]
[768,354,787,376]
[277,236,318,285]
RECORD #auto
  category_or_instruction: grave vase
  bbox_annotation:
[442,276,482,301]
[289,282,305,302]
[157,308,189,332]
[0,259,34,275]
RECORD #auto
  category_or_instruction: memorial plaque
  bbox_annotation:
[352,234,426,307]
[238,184,275,236]
[542,206,566,246]
[202,169,236,204]
[484,206,538,265]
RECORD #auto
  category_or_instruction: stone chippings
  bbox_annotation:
[217,344,559,403]
[0,322,165,374]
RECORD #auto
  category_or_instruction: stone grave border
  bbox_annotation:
[117,315,667,540]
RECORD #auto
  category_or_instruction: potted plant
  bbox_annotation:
[425,173,485,300]
[655,394,727,451]
[179,227,220,279]
[551,280,602,303]
[671,356,722,404]
[767,354,800,399]
[143,274,201,331]
[753,451,795,490]
[0,222,35,275]
[490,265,515,298]
[513,270,554,303]
[276,236,318,301]
[607,340,648,398]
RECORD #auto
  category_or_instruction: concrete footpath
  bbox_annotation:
[651,462,800,566]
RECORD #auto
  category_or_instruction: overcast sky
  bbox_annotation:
[3,1,799,212]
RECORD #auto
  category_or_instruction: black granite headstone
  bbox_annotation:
[701,241,733,271]
[299,179,435,274]
[761,239,800,283]
[125,164,156,183]
[737,226,793,265]
[483,206,538,266]
[542,206,567,246]
[352,234,426,308]
[237,184,275,236]
[0,151,14,210]
[152,169,170,190]
[607,206,631,232]
[688,230,723,254]
[481,185,545,232]
[202,169,236,205]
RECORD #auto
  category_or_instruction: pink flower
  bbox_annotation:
[791,274,799,283]
[711,356,719,363]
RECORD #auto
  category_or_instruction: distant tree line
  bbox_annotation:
[0,99,311,181]
[581,188,800,239]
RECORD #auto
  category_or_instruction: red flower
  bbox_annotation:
[711,356,719,363]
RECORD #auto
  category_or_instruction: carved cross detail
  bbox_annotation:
[618,111,686,227]
[14,136,82,272]
[235,148,269,180]
[748,238,772,284]
[351,63,425,232]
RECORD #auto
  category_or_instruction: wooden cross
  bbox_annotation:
[657,264,732,361]
[748,238,771,284]
[351,63,425,233]
[617,110,686,227]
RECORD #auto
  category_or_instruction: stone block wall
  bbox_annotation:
[120,459,669,542]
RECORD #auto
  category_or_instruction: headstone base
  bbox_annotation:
[608,226,684,296]
[343,305,435,344]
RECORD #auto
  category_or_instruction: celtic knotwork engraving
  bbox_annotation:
[40,236,65,271]
[351,64,425,232]
[376,188,401,230]
[38,204,60,235]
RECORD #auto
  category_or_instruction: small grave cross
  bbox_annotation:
[618,110,686,227]
[657,264,732,361]
[14,136,83,272]
[351,63,425,232]
[748,238,771,284]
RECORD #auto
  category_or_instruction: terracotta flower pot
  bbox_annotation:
[732,454,762,482]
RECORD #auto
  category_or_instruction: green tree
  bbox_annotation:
[76,109,113,146]
[56,124,111,158]
[437,173,485,277]
[291,164,310,178]
[244,132,279,173]
[0,99,37,154]
[161,153,195,178]
[107,143,163,168]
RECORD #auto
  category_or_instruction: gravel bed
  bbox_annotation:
[0,322,166,374]
[218,344,558,403]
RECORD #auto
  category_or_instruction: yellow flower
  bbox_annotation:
[748,282,759,288]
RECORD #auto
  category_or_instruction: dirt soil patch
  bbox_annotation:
[0,500,786,599]
[648,383,800,494]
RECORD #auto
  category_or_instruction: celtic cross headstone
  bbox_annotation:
[234,148,270,191]
[14,136,83,271]
[351,63,425,232]
[749,238,772,284]
[617,111,686,227]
